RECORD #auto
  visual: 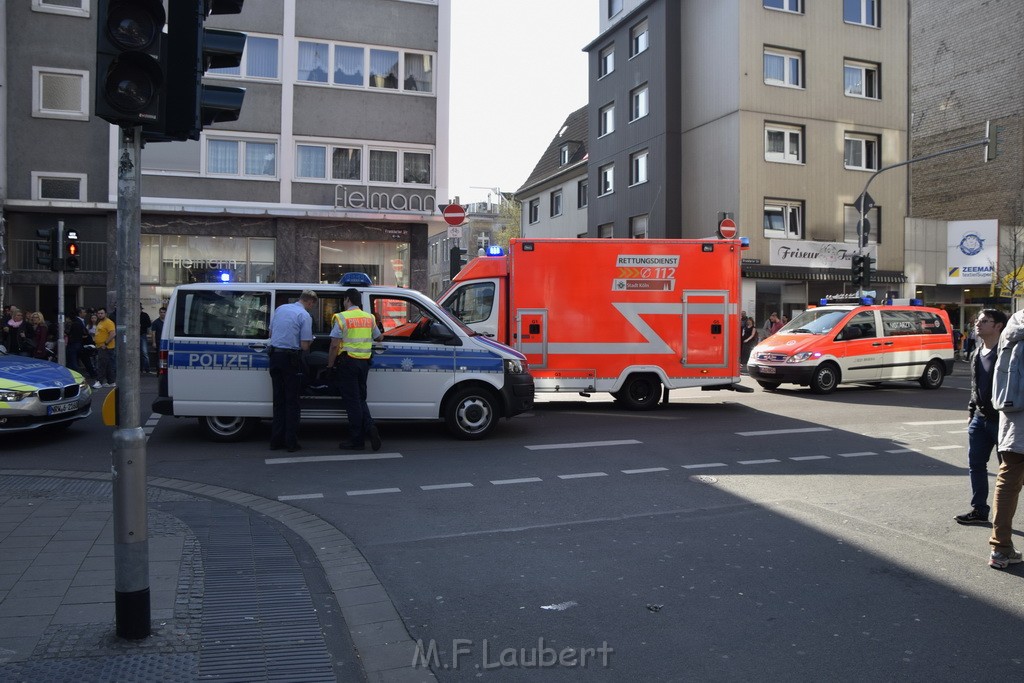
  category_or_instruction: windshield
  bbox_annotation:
[778,308,853,335]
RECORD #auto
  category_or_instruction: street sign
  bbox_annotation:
[447,224,463,239]
[853,191,875,215]
[718,217,737,239]
[442,204,466,226]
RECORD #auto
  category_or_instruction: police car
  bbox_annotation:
[0,346,93,432]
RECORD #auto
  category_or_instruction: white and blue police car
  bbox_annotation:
[0,346,93,432]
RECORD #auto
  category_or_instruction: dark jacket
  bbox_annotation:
[969,345,999,420]
[67,315,91,347]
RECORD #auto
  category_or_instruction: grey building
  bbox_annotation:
[1,0,450,319]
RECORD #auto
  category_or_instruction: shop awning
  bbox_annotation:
[741,265,907,284]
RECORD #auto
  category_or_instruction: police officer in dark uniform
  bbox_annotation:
[268,290,317,452]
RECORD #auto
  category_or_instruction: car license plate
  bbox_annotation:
[48,401,78,415]
[758,365,776,375]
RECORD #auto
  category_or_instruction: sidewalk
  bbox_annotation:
[0,470,436,682]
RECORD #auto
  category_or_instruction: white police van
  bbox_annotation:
[152,279,534,441]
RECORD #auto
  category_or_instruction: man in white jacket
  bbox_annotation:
[991,308,1024,569]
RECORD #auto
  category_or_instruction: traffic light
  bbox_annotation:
[35,227,63,272]
[95,0,167,127]
[985,121,1004,163]
[65,230,80,273]
[146,0,246,142]
[851,254,874,289]
[449,246,468,280]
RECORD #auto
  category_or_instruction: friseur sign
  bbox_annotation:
[769,239,877,269]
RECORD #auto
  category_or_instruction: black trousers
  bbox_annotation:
[270,351,304,447]
[337,355,373,445]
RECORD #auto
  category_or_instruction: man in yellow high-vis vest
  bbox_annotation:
[327,289,382,451]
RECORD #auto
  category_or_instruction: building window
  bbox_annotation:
[297,40,433,93]
[844,133,880,171]
[560,144,570,165]
[630,150,649,186]
[598,223,614,238]
[764,123,803,163]
[844,204,881,245]
[298,41,330,82]
[764,200,804,239]
[844,60,880,99]
[32,172,86,202]
[763,0,803,13]
[630,19,649,57]
[32,0,89,17]
[630,215,649,239]
[141,139,201,174]
[369,149,398,182]
[403,52,434,91]
[207,138,278,178]
[369,49,400,89]
[630,84,649,122]
[598,164,614,196]
[528,199,540,224]
[209,35,280,79]
[763,47,803,88]
[598,45,614,78]
[599,103,615,137]
[32,67,89,121]
[843,0,879,27]
[608,0,623,18]
[550,189,563,217]
[403,152,431,184]
[577,179,588,208]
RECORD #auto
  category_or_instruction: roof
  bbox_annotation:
[515,105,589,197]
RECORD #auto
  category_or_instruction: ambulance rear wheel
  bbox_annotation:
[809,363,840,395]
[199,416,258,442]
[919,361,945,390]
[445,386,498,440]
[614,374,662,411]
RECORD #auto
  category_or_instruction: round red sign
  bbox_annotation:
[718,218,737,239]
[442,204,467,226]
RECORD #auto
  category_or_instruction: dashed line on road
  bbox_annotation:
[736,427,832,437]
[681,462,727,469]
[904,419,963,425]
[490,477,543,485]
[838,451,876,458]
[790,455,830,461]
[420,482,474,490]
[346,488,402,496]
[266,453,402,465]
[557,472,609,480]
[929,445,962,451]
[738,458,781,465]
[885,448,916,453]
[525,439,642,451]
[277,493,324,501]
[621,467,669,474]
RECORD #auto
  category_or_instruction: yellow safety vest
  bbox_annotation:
[333,309,374,359]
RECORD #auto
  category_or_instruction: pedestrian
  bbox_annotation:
[326,288,382,451]
[268,290,318,453]
[989,307,1024,569]
[66,307,97,385]
[93,306,117,387]
[3,307,32,355]
[150,305,167,361]
[955,309,1007,526]
[28,312,53,360]
[741,316,758,366]
[766,312,783,336]
[140,304,152,374]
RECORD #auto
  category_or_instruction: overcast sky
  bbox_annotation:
[447,0,598,207]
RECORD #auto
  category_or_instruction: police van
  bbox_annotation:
[152,279,535,441]
[746,302,955,394]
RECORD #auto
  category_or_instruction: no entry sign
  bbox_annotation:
[442,204,466,226]
[718,217,737,239]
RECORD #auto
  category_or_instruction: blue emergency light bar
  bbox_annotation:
[486,245,504,257]
[338,272,373,287]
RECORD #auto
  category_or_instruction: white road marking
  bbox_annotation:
[885,448,916,453]
[839,451,875,458]
[739,459,781,465]
[946,430,966,434]
[622,467,669,474]
[930,445,962,451]
[420,482,474,490]
[903,419,963,425]
[558,472,609,479]
[266,453,402,465]
[491,477,543,485]
[277,493,324,501]
[736,427,832,436]
[346,488,401,496]
[525,439,642,451]
[561,411,683,420]
[790,455,830,461]
[681,463,727,469]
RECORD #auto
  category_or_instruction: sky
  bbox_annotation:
[447,0,598,207]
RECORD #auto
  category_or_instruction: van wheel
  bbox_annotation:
[919,361,945,390]
[809,363,840,394]
[445,387,498,440]
[757,380,781,391]
[613,374,662,410]
[199,416,258,442]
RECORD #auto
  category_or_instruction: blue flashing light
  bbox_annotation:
[485,245,505,257]
[910,298,924,306]
[883,298,893,305]
[860,296,874,306]
[819,298,829,306]
[338,272,373,287]
[219,271,231,283]
[740,237,750,248]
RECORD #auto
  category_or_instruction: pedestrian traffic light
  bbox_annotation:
[65,230,80,272]
[449,246,468,280]
[95,0,167,127]
[35,227,63,272]
[146,0,246,142]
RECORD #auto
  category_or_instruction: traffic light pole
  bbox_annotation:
[112,125,150,640]
[56,221,66,367]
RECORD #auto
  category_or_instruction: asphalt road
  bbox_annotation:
[6,365,1023,681]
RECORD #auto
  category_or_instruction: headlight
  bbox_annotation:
[0,389,32,402]
[504,358,525,374]
[786,352,820,363]
[78,380,91,394]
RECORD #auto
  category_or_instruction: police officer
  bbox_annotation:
[326,288,382,451]
[268,290,318,452]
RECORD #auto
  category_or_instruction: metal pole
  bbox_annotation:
[57,221,66,367]
[112,125,150,640]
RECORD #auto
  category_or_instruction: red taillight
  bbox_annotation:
[158,349,168,376]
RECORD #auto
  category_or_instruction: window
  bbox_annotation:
[403,152,431,184]
[844,60,880,99]
[630,215,649,239]
[32,172,86,201]
[178,290,272,340]
[577,179,588,208]
[630,84,649,121]
[297,40,433,93]
[844,133,880,170]
[528,199,540,224]
[630,150,649,186]
[598,45,614,78]
[403,52,434,92]
[209,35,280,79]
[550,190,563,217]
[763,0,803,13]
[297,145,361,180]
[844,0,879,27]
[32,67,88,121]
[298,41,329,82]
[559,144,570,165]
[32,0,88,17]
[598,164,614,196]
[334,45,364,85]
[630,20,649,57]
[763,200,804,239]
[764,123,803,163]
[598,223,614,238]
[369,149,398,182]
[599,103,615,137]
[844,204,881,245]
[763,47,803,88]
[142,139,201,173]
[608,0,623,18]
[370,49,400,89]
[207,138,278,177]
[441,282,495,326]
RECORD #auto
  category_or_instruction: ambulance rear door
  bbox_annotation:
[682,290,729,367]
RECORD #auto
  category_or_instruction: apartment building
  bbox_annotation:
[582,0,908,322]
[1,0,450,318]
